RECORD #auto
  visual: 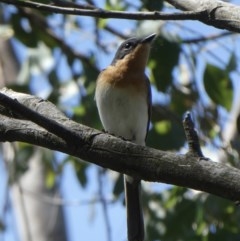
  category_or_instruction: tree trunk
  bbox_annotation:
[0,12,68,241]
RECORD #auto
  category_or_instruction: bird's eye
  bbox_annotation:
[124,42,132,49]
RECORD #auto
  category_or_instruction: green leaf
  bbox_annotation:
[170,85,197,115]
[150,37,180,92]
[72,158,89,187]
[147,119,185,150]
[74,92,102,129]
[226,52,237,72]
[11,14,38,48]
[0,219,5,231]
[142,0,164,11]
[9,144,34,183]
[45,169,56,188]
[203,64,233,111]
[113,174,124,197]
[98,19,108,29]
[105,0,126,10]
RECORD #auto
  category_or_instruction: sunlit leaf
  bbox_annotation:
[147,119,185,150]
[45,169,56,188]
[98,19,108,29]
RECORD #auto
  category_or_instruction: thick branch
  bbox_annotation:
[166,0,240,33]
[0,88,240,203]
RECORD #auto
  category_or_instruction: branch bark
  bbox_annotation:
[0,88,240,203]
[166,0,240,33]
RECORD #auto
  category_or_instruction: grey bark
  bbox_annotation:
[166,0,240,32]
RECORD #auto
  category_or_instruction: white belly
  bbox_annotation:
[95,83,148,145]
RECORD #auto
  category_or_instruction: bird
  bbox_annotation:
[95,33,156,241]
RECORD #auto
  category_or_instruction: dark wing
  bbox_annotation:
[145,75,152,141]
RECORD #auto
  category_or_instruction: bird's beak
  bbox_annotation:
[141,33,156,44]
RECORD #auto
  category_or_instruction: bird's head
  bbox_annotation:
[111,33,156,72]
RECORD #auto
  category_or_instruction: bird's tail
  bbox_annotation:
[124,175,144,241]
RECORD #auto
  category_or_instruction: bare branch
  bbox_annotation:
[19,187,115,206]
[181,31,234,44]
[0,0,208,21]
[0,88,240,203]
[0,0,240,33]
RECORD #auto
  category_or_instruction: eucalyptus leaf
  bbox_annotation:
[204,64,233,111]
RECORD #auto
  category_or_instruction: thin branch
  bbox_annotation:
[0,0,208,20]
[21,187,114,206]
[181,31,234,44]
[50,0,98,10]
[0,88,240,203]
[2,0,240,33]
[104,25,129,39]
[1,0,240,33]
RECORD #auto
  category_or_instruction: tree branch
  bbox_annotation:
[0,88,240,203]
[0,0,208,20]
[181,31,234,44]
[1,0,240,33]
[166,0,240,33]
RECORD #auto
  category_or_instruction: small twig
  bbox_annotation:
[104,25,129,39]
[181,31,234,44]
[50,0,98,10]
[0,0,208,21]
[183,112,205,159]
[17,187,115,206]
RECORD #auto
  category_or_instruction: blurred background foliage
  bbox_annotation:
[0,0,240,240]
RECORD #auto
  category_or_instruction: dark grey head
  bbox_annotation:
[111,33,156,65]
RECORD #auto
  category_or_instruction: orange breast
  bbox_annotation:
[97,64,148,96]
